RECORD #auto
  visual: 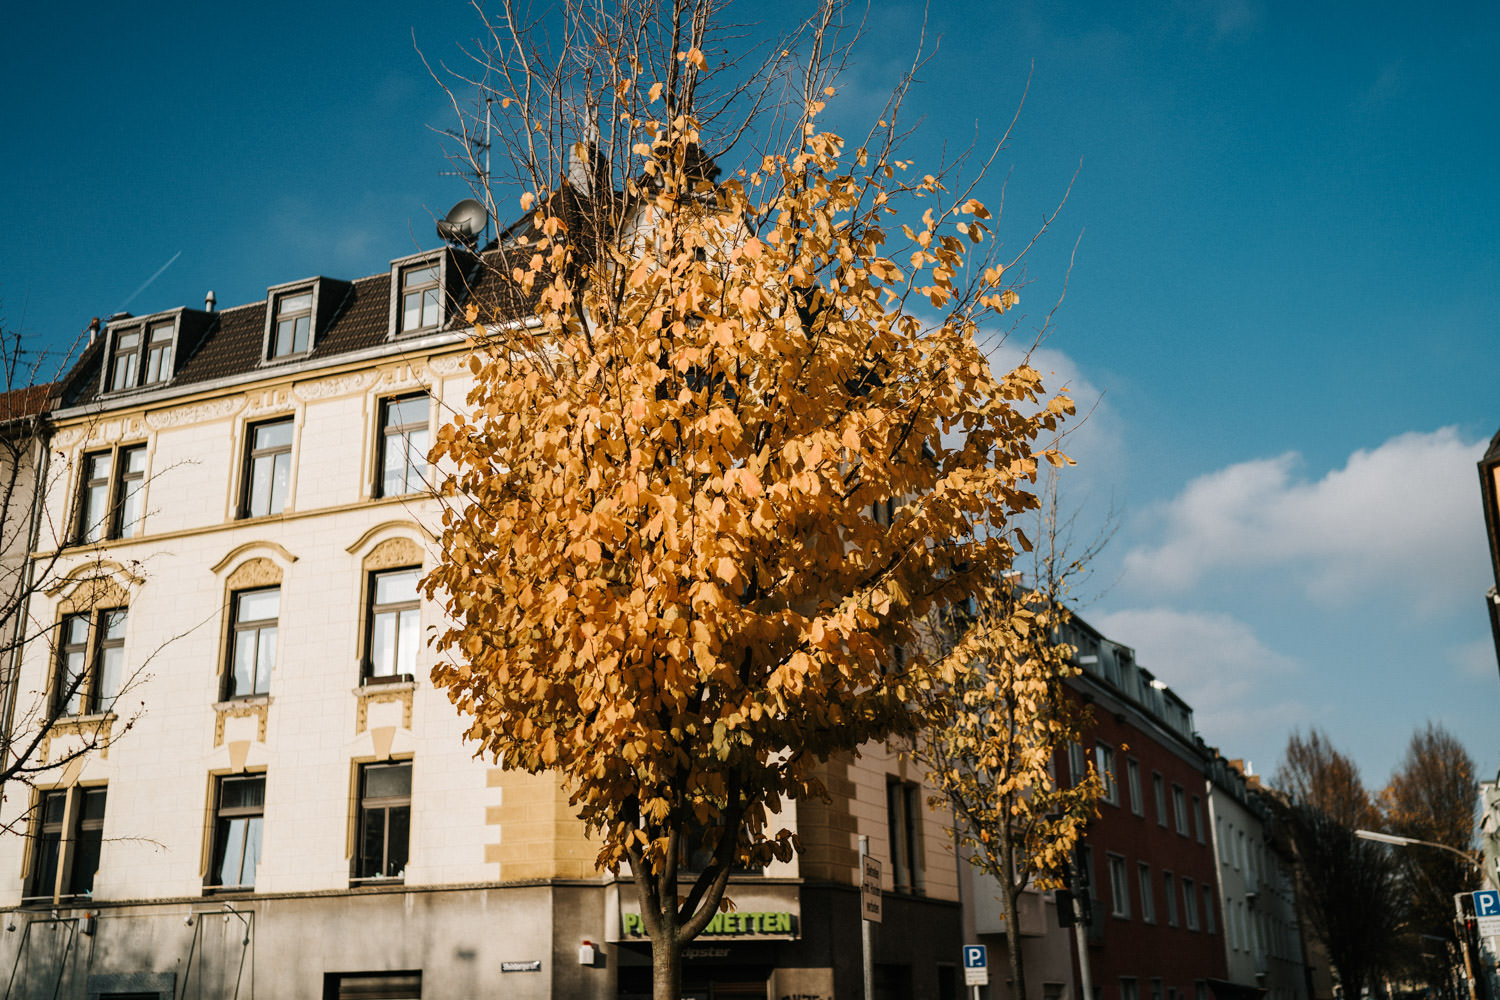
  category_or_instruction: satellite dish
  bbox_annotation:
[436,198,490,246]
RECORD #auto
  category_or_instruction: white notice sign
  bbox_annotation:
[861,855,883,923]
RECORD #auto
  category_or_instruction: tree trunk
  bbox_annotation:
[652,933,683,1000]
[1000,822,1027,1000]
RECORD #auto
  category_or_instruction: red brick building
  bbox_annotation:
[1063,616,1232,1000]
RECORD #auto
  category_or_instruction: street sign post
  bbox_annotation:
[963,944,989,991]
[1474,890,1500,938]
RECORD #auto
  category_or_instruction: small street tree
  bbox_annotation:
[912,583,1101,1000]
[423,2,1073,995]
[1381,722,1479,999]
[1272,728,1407,1000]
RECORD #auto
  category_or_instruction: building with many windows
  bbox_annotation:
[0,237,964,999]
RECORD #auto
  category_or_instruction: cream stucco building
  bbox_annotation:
[0,239,964,1000]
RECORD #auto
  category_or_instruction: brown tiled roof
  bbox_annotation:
[0,383,55,425]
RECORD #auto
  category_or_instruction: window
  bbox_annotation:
[887,778,925,894]
[1172,784,1189,835]
[75,444,147,543]
[240,418,293,518]
[54,609,126,716]
[378,395,430,497]
[1120,980,1140,1000]
[398,263,441,333]
[1096,744,1117,805]
[1137,863,1155,923]
[1236,829,1245,870]
[1163,871,1178,926]
[1183,876,1199,929]
[25,786,107,899]
[270,291,313,358]
[365,568,420,683]
[209,775,265,889]
[1153,772,1167,826]
[1127,758,1143,815]
[1192,795,1205,843]
[226,588,278,698]
[142,320,174,384]
[1068,742,1088,786]
[1203,885,1216,934]
[108,328,141,390]
[1149,980,1163,1000]
[1107,854,1130,918]
[355,761,412,881]
[327,972,423,999]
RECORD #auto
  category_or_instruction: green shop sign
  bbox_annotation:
[622,911,796,937]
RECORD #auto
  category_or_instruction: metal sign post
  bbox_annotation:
[860,836,880,1000]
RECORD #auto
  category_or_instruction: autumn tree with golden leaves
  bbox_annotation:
[424,3,1071,995]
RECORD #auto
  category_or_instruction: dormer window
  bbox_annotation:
[399,264,441,333]
[142,321,174,384]
[100,308,209,394]
[109,329,141,389]
[271,291,313,358]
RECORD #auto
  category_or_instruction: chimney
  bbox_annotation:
[87,317,100,344]
[205,290,216,312]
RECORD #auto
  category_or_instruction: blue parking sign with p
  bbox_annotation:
[963,945,987,969]
[1475,890,1500,917]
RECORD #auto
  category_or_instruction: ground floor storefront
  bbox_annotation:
[0,879,960,999]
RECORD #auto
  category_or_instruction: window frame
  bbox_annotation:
[142,319,175,385]
[1152,772,1168,826]
[1137,862,1155,923]
[363,566,422,684]
[73,443,148,544]
[1163,871,1179,927]
[1183,875,1199,930]
[390,254,447,337]
[353,760,413,882]
[224,587,280,699]
[1203,885,1216,934]
[53,607,127,717]
[1172,784,1189,836]
[268,288,315,360]
[208,773,266,891]
[1106,853,1130,919]
[886,777,925,895]
[1126,757,1143,816]
[24,785,107,901]
[376,393,432,498]
[1192,795,1205,843]
[239,416,295,519]
[1096,744,1118,806]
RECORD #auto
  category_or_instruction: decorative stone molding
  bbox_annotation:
[359,536,425,573]
[213,697,270,746]
[50,560,140,611]
[40,714,116,764]
[52,426,86,449]
[144,396,247,431]
[355,682,414,734]
[293,371,378,402]
[425,353,471,376]
[345,521,435,558]
[209,541,298,576]
[377,362,428,389]
[224,557,283,591]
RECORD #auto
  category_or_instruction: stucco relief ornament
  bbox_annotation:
[424,353,470,376]
[51,426,86,448]
[378,362,428,388]
[144,396,248,430]
[292,371,379,401]
[244,387,295,415]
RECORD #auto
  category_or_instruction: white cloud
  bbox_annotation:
[1122,427,1489,613]
[1090,606,1308,762]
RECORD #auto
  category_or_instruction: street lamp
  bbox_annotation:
[1353,829,1482,870]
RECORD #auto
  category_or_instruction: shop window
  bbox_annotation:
[325,972,422,1000]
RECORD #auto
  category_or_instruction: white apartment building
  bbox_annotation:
[0,233,965,999]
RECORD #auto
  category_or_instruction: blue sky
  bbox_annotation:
[3,1,1496,791]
